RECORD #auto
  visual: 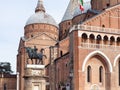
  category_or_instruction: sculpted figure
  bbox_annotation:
[25,46,47,64]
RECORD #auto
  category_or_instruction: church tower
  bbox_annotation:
[17,0,58,90]
[59,0,77,40]
[68,0,120,90]
[45,0,120,90]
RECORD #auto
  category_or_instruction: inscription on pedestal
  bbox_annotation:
[24,65,46,90]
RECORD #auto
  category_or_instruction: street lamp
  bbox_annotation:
[69,70,73,90]
[68,56,73,90]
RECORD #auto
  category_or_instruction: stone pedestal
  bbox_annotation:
[24,64,46,90]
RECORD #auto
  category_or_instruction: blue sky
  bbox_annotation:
[0,0,69,73]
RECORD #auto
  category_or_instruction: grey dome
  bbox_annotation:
[25,0,58,27]
[26,11,58,27]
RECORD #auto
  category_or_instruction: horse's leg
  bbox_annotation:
[35,60,37,64]
[31,59,33,64]
[41,60,43,65]
[39,59,41,64]
[27,58,29,64]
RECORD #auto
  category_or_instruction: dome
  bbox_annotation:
[25,0,58,27]
[26,11,58,27]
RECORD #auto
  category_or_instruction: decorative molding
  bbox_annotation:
[26,64,45,69]
[82,50,113,72]
[114,54,120,67]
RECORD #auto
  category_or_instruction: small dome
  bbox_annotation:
[26,11,58,27]
[25,0,58,27]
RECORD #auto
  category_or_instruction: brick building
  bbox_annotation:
[17,0,120,90]
[0,73,16,90]
[47,0,120,90]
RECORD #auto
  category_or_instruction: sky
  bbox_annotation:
[0,0,69,73]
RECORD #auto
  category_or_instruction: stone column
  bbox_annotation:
[24,64,46,90]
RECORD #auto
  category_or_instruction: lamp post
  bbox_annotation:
[69,56,73,90]
[69,71,73,90]
[17,72,19,90]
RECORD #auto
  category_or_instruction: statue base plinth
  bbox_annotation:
[24,64,46,90]
[26,64,45,69]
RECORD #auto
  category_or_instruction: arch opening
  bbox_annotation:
[82,51,113,72]
[89,34,95,43]
[103,35,108,41]
[82,33,88,43]
[103,35,108,44]
[97,35,102,41]
[87,65,91,82]
[117,37,120,45]
[110,36,115,45]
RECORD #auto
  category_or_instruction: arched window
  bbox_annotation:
[103,35,108,44]
[31,34,33,37]
[89,34,95,43]
[68,22,71,25]
[97,35,102,41]
[87,66,91,82]
[81,33,88,42]
[96,35,102,48]
[60,51,63,57]
[102,25,105,28]
[117,37,120,46]
[118,60,120,86]
[110,36,115,45]
[99,66,103,83]
[106,3,110,7]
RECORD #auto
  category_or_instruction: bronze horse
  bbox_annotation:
[25,47,47,64]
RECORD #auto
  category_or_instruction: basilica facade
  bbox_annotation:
[17,0,120,90]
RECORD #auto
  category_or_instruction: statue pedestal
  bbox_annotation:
[24,64,46,90]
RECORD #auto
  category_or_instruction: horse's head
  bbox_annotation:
[25,47,32,53]
[40,48,45,53]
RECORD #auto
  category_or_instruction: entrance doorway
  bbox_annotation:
[33,85,39,90]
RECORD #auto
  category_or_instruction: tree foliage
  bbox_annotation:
[0,62,13,74]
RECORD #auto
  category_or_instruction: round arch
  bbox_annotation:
[82,50,113,72]
[82,33,88,39]
[110,36,115,42]
[117,37,120,42]
[103,35,108,41]
[114,54,120,67]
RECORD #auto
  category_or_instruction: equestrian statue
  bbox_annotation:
[25,46,47,64]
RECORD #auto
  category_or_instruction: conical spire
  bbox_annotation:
[35,0,45,13]
[61,0,91,22]
[62,0,78,21]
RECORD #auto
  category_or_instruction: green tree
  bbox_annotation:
[0,62,13,74]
